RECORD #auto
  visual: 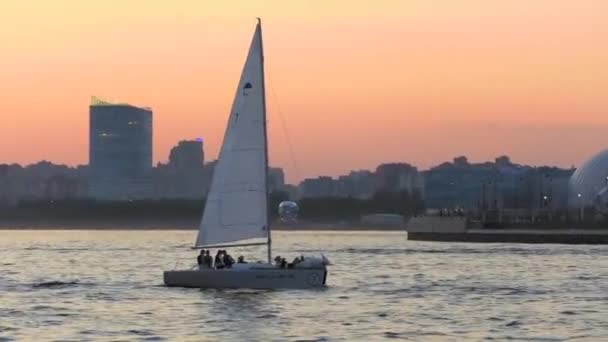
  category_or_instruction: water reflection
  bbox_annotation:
[199,289,275,340]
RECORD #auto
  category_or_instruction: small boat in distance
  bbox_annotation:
[163,19,329,289]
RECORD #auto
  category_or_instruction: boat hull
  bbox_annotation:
[164,265,328,289]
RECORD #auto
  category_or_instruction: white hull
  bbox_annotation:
[164,264,327,289]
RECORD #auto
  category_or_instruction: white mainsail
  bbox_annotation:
[195,22,269,248]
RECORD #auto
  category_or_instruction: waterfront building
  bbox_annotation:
[425,155,573,216]
[424,156,499,210]
[569,149,608,213]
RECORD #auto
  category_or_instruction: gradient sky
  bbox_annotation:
[1,0,607,182]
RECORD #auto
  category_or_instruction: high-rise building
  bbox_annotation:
[169,140,205,170]
[89,97,153,200]
[164,140,206,199]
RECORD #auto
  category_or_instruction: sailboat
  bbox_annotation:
[164,19,329,289]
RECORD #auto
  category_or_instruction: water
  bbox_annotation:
[1,230,607,341]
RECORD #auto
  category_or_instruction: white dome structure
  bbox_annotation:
[569,150,608,208]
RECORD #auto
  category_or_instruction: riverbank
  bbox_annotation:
[406,216,608,244]
[0,218,405,231]
[408,229,608,244]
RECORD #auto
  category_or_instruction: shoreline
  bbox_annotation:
[408,230,608,244]
[0,219,405,231]
[406,216,608,244]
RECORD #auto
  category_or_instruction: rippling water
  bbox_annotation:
[1,230,607,341]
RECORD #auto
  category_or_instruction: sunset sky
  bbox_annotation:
[1,0,607,182]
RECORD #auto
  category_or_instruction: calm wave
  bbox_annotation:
[1,230,606,341]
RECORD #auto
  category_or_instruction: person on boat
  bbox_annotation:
[289,255,306,268]
[203,250,213,269]
[274,255,287,268]
[197,250,205,268]
[291,256,302,265]
[223,251,235,268]
[214,250,225,269]
[237,256,247,263]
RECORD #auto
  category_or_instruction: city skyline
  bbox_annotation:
[0,152,573,184]
[1,0,607,183]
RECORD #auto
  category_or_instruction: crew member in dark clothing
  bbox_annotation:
[223,251,235,268]
[289,256,302,268]
[197,250,206,268]
[237,256,247,263]
[215,250,225,269]
[203,250,213,269]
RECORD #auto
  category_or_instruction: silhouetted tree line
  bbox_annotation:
[0,190,425,221]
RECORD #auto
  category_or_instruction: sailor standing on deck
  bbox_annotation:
[214,250,225,269]
[197,250,206,269]
[203,250,213,269]
[223,251,235,268]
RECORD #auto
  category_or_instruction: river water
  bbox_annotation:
[0,230,606,341]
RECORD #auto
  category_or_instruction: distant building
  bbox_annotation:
[89,97,153,200]
[423,155,574,218]
[337,170,375,199]
[375,163,424,196]
[296,163,424,200]
[527,167,572,211]
[154,140,207,199]
[0,162,88,205]
[268,167,285,193]
[282,184,298,200]
[169,140,204,170]
[495,155,512,167]
[298,176,337,199]
[569,149,608,209]
[453,156,470,167]
[424,156,503,210]
[0,164,24,206]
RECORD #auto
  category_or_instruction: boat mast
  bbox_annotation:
[258,18,272,264]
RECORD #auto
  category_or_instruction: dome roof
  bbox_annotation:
[569,150,608,207]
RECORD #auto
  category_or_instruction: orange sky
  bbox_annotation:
[1,0,607,182]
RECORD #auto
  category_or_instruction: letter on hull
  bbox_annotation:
[164,267,327,289]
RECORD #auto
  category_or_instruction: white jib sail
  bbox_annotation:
[195,22,268,247]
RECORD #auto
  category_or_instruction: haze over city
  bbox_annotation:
[1,0,606,182]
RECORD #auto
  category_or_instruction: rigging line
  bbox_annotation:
[266,71,301,184]
[267,71,322,253]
